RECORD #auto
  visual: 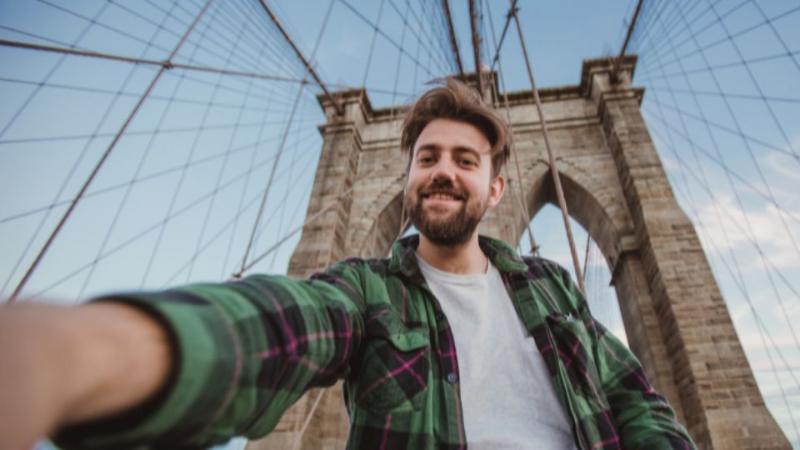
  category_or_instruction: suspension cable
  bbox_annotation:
[468,0,484,96]
[612,0,644,83]
[485,1,538,254]
[489,0,517,72]
[256,0,343,115]
[441,0,464,77]
[510,4,585,292]
[234,167,382,277]
[7,0,215,303]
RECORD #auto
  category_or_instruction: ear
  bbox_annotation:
[487,174,506,208]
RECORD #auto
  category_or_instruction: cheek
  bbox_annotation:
[405,168,427,190]
[464,175,491,199]
[403,176,420,200]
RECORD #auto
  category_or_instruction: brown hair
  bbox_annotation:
[400,78,510,177]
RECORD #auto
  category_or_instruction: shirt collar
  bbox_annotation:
[388,234,528,279]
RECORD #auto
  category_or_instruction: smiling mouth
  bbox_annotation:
[424,194,461,202]
[421,190,465,201]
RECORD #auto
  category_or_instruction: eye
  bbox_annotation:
[459,158,477,167]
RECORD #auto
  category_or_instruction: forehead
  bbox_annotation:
[413,118,491,154]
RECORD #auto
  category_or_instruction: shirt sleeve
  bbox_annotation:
[54,261,367,450]
[557,266,697,450]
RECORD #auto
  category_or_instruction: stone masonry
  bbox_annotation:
[247,57,790,450]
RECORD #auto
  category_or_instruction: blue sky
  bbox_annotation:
[0,0,798,447]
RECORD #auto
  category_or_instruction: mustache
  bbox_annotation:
[418,180,467,200]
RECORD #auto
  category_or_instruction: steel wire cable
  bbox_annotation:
[645,8,800,329]
[7,0,215,302]
[26,126,318,298]
[0,124,316,226]
[485,0,537,255]
[636,3,800,429]
[238,0,337,274]
[649,123,800,439]
[659,2,800,260]
[0,2,164,297]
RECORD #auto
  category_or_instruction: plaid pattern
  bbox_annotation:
[56,235,695,450]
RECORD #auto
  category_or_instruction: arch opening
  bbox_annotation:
[514,168,637,346]
[520,203,628,346]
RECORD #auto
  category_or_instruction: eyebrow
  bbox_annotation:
[415,144,484,158]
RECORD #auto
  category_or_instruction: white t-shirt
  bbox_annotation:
[417,256,577,450]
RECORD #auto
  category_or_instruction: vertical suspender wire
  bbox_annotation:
[232,0,342,431]
[236,9,308,275]
[411,11,421,92]
[237,0,335,276]
[401,0,448,78]
[265,107,308,272]
[389,0,411,245]
[489,0,517,72]
[237,167,384,275]
[389,0,411,110]
[0,4,111,140]
[290,388,326,450]
[219,43,282,280]
[582,232,591,287]
[0,3,114,298]
[612,0,644,83]
[642,7,800,433]
[243,0,424,270]
[237,73,305,274]
[76,1,186,299]
[669,0,800,288]
[154,144,320,288]
[645,101,800,441]
[467,0,483,96]
[140,2,226,287]
[705,1,800,165]
[267,0,336,273]
[387,0,437,250]
[441,0,465,77]
[645,3,800,352]
[186,7,252,282]
[7,0,215,303]
[510,5,585,292]
[257,1,343,116]
[750,1,800,77]
[639,0,800,384]
[393,142,409,248]
[362,0,387,86]
[486,1,537,255]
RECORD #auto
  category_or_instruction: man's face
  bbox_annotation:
[404,118,505,246]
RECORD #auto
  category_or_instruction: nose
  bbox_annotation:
[429,156,457,184]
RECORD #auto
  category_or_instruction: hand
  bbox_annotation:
[0,303,73,449]
[0,302,172,449]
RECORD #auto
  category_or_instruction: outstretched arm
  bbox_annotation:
[0,301,172,450]
[1,262,366,449]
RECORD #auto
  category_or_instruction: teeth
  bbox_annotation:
[426,193,459,200]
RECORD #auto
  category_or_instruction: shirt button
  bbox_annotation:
[446,372,458,384]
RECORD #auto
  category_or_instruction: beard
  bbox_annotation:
[405,179,488,247]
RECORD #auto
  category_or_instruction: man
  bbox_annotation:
[0,80,695,449]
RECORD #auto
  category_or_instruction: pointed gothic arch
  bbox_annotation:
[521,167,629,271]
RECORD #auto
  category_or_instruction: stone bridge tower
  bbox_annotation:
[248,58,790,450]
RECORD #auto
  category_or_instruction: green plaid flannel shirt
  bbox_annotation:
[57,235,695,450]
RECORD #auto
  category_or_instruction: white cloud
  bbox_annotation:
[735,327,800,354]
[763,149,800,211]
[692,194,800,271]
[659,148,683,174]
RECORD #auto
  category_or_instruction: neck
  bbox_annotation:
[416,232,487,275]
